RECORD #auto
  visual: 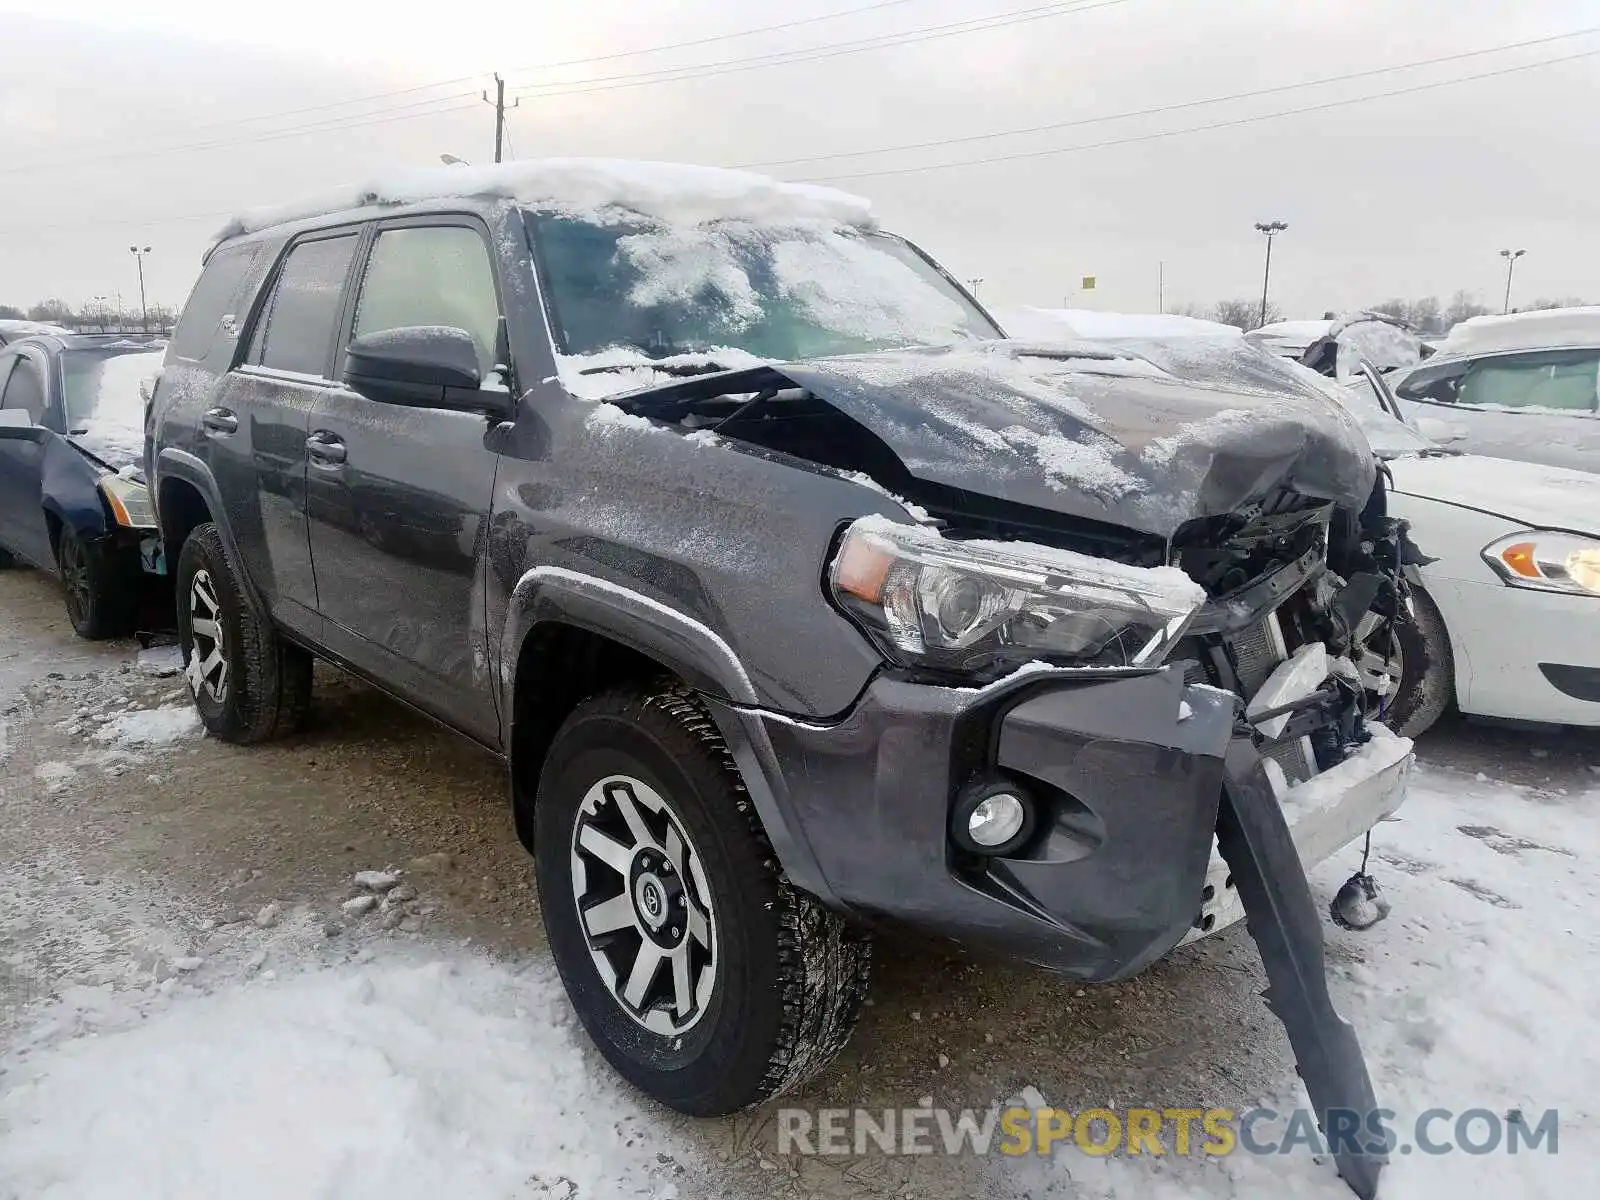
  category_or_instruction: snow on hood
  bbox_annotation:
[1386,453,1600,534]
[773,338,1376,538]
[214,158,875,245]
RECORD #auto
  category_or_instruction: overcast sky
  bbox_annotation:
[1,0,1594,320]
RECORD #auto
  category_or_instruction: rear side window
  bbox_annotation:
[170,241,269,362]
[352,225,502,375]
[1,355,47,423]
[247,234,359,377]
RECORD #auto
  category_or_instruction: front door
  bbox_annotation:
[305,218,507,744]
[0,350,56,568]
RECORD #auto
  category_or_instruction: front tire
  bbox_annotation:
[56,524,137,640]
[175,522,312,743]
[535,681,871,1116]
[1357,587,1453,737]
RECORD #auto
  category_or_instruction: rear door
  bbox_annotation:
[210,228,364,637]
[0,348,56,567]
[304,217,506,743]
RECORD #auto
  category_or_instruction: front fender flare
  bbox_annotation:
[499,566,836,903]
[155,447,263,610]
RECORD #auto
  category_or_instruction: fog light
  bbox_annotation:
[951,779,1037,856]
[969,794,1025,847]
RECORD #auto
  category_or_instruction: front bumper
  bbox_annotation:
[718,662,1412,981]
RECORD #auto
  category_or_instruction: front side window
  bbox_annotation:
[1457,348,1600,412]
[248,234,359,376]
[352,225,502,376]
[0,355,47,423]
[529,210,1000,365]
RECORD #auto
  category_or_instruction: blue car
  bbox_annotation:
[0,333,167,637]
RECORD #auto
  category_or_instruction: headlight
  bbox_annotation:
[99,474,157,530]
[829,516,1206,678]
[1482,532,1600,596]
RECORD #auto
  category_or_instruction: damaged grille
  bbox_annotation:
[1229,612,1317,786]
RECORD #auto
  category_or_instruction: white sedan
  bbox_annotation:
[1001,307,1600,735]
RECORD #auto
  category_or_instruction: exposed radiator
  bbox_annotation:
[1232,611,1317,786]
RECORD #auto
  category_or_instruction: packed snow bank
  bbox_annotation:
[92,704,202,749]
[0,953,698,1199]
[998,307,1242,342]
[215,157,875,243]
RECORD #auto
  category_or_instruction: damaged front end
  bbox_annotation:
[608,340,1406,1199]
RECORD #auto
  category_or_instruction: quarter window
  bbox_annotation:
[0,355,47,423]
[353,225,502,376]
[248,234,359,376]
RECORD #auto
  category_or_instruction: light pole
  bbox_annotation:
[966,277,983,299]
[1254,221,1287,329]
[129,246,151,333]
[1499,248,1526,314]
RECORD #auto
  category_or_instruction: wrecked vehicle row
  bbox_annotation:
[141,160,1409,1197]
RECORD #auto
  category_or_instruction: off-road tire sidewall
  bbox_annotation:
[535,683,870,1116]
[175,523,310,743]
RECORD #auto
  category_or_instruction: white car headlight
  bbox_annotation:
[829,516,1206,678]
[99,473,157,530]
[1482,532,1600,596]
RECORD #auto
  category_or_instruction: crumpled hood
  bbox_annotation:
[1387,453,1600,534]
[777,339,1377,538]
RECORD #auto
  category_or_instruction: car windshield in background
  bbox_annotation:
[1287,361,1437,460]
[527,211,1001,363]
[61,349,164,466]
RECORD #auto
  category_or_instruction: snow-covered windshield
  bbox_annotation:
[61,349,162,466]
[527,210,1000,368]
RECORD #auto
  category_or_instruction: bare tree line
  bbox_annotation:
[0,298,179,333]
[1174,290,1591,334]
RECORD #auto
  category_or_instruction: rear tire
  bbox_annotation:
[56,524,138,640]
[535,680,871,1116]
[175,522,312,743]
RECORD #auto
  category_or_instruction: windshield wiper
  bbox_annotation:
[578,360,731,378]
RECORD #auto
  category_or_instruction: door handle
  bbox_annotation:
[201,407,238,435]
[305,431,347,465]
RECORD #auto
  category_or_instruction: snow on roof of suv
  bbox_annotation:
[212,158,876,246]
[1438,305,1600,357]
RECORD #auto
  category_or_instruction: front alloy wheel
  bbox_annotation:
[571,774,717,1035]
[186,568,230,704]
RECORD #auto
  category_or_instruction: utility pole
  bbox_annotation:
[1158,261,1165,315]
[966,278,983,299]
[129,246,151,333]
[1254,221,1287,328]
[482,74,519,164]
[1499,248,1526,314]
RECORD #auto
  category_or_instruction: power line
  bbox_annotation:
[792,46,1600,183]
[503,0,930,79]
[507,0,1136,99]
[736,25,1600,170]
[15,0,934,165]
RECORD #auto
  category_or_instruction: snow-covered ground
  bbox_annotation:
[1,570,1594,1200]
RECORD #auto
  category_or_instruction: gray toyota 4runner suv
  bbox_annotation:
[149,161,1409,1196]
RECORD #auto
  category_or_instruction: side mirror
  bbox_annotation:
[0,410,43,441]
[343,327,511,419]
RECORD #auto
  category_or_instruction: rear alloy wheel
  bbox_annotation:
[1354,588,1453,738]
[176,522,312,743]
[536,681,871,1116]
[56,524,137,640]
